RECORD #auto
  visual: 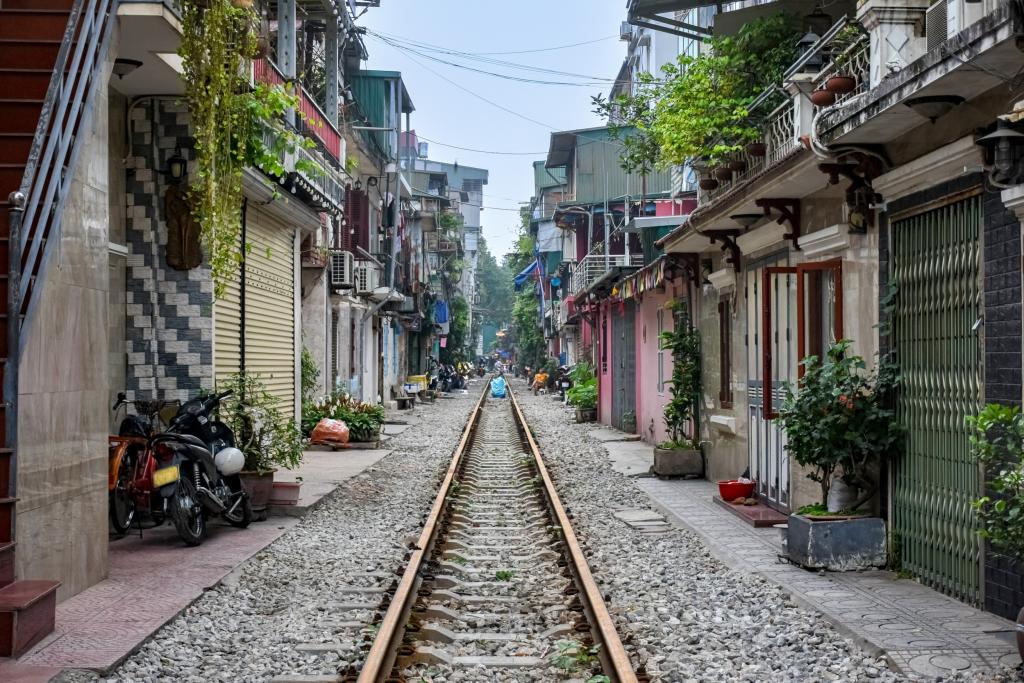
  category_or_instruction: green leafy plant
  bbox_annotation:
[600,13,801,167]
[218,372,306,473]
[301,390,386,442]
[178,0,319,298]
[777,340,902,510]
[550,640,601,672]
[659,302,701,446]
[494,570,514,581]
[828,23,867,72]
[300,345,319,404]
[566,362,598,410]
[967,404,1024,555]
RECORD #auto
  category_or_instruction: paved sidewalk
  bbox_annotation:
[597,428,1022,679]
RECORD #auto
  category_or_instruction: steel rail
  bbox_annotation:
[355,382,490,683]
[507,384,639,683]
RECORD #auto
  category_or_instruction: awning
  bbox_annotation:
[624,214,689,234]
[627,0,716,39]
[619,257,670,300]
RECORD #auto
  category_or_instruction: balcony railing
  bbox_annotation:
[295,145,346,212]
[254,58,342,162]
[570,252,644,295]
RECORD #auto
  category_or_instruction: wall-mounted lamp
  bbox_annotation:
[113,58,143,80]
[165,148,187,183]
[730,213,762,230]
[977,119,1024,185]
[354,179,363,191]
[904,95,964,123]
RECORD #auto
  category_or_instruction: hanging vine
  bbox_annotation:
[178,0,318,297]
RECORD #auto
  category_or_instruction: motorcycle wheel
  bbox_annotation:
[224,493,253,529]
[171,470,206,546]
[109,454,136,535]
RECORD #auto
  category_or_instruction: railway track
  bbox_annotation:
[343,381,641,683]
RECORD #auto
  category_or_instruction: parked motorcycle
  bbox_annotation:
[152,390,252,546]
[556,365,572,402]
[108,393,177,535]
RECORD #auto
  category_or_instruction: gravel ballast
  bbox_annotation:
[512,382,1016,683]
[62,388,478,683]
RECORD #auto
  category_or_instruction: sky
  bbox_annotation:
[364,1,628,260]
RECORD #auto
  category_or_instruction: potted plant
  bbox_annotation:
[220,372,306,519]
[654,303,703,477]
[967,404,1024,658]
[824,24,865,94]
[713,165,733,182]
[745,141,766,157]
[777,340,901,570]
[271,476,302,506]
[699,176,720,191]
[566,362,597,423]
[728,157,747,173]
[810,89,837,107]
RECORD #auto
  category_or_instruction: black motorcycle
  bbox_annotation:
[150,390,252,546]
[556,366,572,401]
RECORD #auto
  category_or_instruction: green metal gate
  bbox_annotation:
[892,191,983,604]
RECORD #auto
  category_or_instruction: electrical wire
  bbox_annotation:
[371,30,619,56]
[411,133,548,156]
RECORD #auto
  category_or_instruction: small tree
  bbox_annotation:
[778,340,901,510]
[968,404,1024,555]
[659,303,701,448]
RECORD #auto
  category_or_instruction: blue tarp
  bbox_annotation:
[490,377,507,398]
[513,261,539,291]
[434,300,449,323]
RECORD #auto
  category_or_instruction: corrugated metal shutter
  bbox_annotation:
[214,236,243,384]
[246,208,296,417]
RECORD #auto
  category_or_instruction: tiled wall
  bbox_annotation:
[125,99,213,403]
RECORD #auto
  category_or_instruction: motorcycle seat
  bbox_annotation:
[152,433,208,450]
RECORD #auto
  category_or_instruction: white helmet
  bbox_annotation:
[214,447,245,476]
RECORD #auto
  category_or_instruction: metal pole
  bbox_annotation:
[325,18,339,127]
[278,0,296,126]
[6,193,23,502]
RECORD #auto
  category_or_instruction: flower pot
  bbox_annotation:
[239,470,275,519]
[699,177,719,191]
[653,447,703,478]
[270,481,301,506]
[718,479,754,502]
[728,159,747,173]
[745,142,766,157]
[826,74,856,94]
[713,166,733,181]
[255,35,270,59]
[231,0,254,8]
[786,514,886,571]
[575,407,596,423]
[810,89,836,107]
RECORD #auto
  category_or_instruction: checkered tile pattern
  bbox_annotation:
[125,100,213,403]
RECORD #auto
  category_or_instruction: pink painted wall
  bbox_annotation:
[597,301,613,425]
[635,289,673,445]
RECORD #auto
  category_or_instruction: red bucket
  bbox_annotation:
[718,480,755,502]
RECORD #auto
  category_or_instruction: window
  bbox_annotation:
[657,308,665,393]
[761,259,843,418]
[718,300,733,408]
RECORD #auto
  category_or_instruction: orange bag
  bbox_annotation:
[311,418,350,445]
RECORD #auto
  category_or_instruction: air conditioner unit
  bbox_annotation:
[619,21,632,41]
[354,264,379,294]
[329,250,355,289]
[926,0,948,51]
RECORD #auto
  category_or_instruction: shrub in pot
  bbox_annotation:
[967,403,1024,657]
[713,165,733,181]
[824,24,864,94]
[699,177,720,191]
[745,142,766,157]
[654,303,703,477]
[219,372,306,517]
[777,340,901,570]
[566,362,597,423]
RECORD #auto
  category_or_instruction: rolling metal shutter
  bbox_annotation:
[245,208,297,418]
[214,238,243,383]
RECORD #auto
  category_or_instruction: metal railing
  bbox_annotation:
[12,0,117,316]
[295,145,346,212]
[570,252,644,295]
[812,32,871,108]
[254,58,343,163]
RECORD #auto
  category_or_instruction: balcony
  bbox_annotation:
[570,251,644,296]
[254,58,343,163]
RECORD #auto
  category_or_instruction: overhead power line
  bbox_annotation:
[371,31,619,56]
[412,133,548,156]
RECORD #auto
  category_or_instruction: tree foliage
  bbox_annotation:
[659,303,701,448]
[476,237,514,329]
[968,404,1024,556]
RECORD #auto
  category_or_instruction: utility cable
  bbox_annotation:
[371,30,619,56]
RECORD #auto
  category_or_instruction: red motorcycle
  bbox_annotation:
[107,393,177,535]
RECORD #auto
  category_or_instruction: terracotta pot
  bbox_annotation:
[231,0,254,8]
[810,89,837,107]
[745,142,766,157]
[826,74,856,94]
[713,166,733,181]
[699,177,719,191]
[254,35,270,59]
[728,159,747,173]
[239,470,275,514]
[1017,606,1024,660]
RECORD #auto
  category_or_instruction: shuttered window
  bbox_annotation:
[718,300,733,408]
